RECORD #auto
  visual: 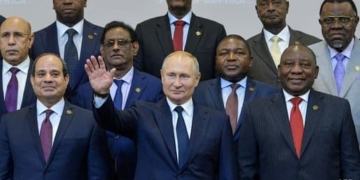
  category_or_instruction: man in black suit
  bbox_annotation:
[0,16,36,118]
[30,0,103,102]
[0,14,5,60]
[193,34,278,143]
[85,51,238,180]
[238,43,360,180]
[247,0,321,88]
[134,0,226,81]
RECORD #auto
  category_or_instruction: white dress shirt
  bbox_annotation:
[168,11,192,50]
[263,25,291,56]
[283,90,310,125]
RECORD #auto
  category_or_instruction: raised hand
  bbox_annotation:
[84,55,116,95]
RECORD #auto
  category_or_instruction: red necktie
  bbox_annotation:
[225,84,240,134]
[173,20,185,51]
[5,67,20,112]
[40,109,54,163]
[290,97,304,158]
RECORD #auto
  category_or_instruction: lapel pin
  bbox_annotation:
[135,88,141,93]
[313,105,318,110]
[196,31,201,36]
[249,87,255,92]
[88,35,93,40]
[94,32,97,36]
[355,66,360,71]
[66,109,72,115]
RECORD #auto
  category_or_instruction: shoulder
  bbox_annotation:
[249,79,279,92]
[247,33,262,44]
[197,78,217,88]
[34,22,56,35]
[291,29,321,44]
[136,16,165,27]
[84,19,103,30]
[193,15,224,27]
[136,70,161,83]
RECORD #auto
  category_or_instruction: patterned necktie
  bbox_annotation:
[173,20,185,51]
[113,79,124,110]
[270,35,281,67]
[5,67,20,112]
[290,97,304,158]
[40,109,54,163]
[225,83,240,134]
[174,106,189,167]
[334,53,346,94]
[64,29,78,88]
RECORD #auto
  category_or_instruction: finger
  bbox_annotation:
[98,56,106,70]
[85,58,95,73]
[90,55,99,69]
[109,67,116,79]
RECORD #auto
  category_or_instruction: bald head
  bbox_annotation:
[281,43,317,66]
[0,16,31,33]
[161,51,200,74]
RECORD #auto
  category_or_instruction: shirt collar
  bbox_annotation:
[36,98,65,116]
[282,89,310,103]
[166,97,194,117]
[56,19,84,38]
[113,66,134,85]
[220,76,247,89]
[263,25,290,43]
[2,57,30,74]
[328,37,354,59]
[168,11,192,25]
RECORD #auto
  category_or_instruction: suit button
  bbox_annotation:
[114,134,119,139]
[297,165,302,171]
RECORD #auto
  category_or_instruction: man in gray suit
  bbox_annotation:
[309,0,360,146]
[247,0,320,88]
[238,43,360,180]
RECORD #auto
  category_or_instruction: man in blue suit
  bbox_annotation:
[76,21,163,180]
[85,51,238,180]
[29,0,103,102]
[0,16,36,118]
[0,53,111,180]
[193,35,278,143]
[238,44,360,180]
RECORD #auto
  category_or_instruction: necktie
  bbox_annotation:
[174,106,189,167]
[64,29,78,88]
[290,97,304,158]
[225,84,240,134]
[270,35,281,67]
[5,67,20,112]
[173,20,185,51]
[113,79,124,110]
[334,53,346,94]
[40,109,54,163]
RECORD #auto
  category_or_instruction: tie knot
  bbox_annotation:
[9,67,20,74]
[44,109,54,119]
[174,20,185,27]
[66,29,77,38]
[335,53,346,62]
[230,83,240,90]
[174,106,184,114]
[271,35,280,43]
[114,79,124,88]
[290,97,302,105]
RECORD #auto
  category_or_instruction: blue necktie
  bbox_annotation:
[174,106,189,167]
[113,79,124,110]
[334,53,346,94]
[64,29,78,89]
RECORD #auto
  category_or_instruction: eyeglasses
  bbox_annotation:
[103,38,132,47]
[320,16,356,26]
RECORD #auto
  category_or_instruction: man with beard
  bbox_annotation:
[134,0,226,81]
[247,0,321,88]
[309,0,360,148]
[29,0,103,103]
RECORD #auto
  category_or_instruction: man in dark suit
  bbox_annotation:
[0,16,36,118]
[0,53,111,180]
[29,0,103,102]
[76,21,163,180]
[85,51,238,180]
[247,0,321,88]
[238,44,360,180]
[193,35,278,143]
[134,0,226,81]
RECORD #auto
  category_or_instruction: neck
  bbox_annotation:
[264,23,286,35]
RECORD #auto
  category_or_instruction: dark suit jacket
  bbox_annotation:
[247,27,321,88]
[76,69,163,180]
[193,78,279,142]
[134,13,226,81]
[0,101,112,180]
[0,15,5,60]
[0,60,36,118]
[238,90,360,180]
[93,97,238,180]
[29,20,103,102]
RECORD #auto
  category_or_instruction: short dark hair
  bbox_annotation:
[100,21,137,44]
[319,0,358,16]
[32,53,68,77]
[217,34,252,56]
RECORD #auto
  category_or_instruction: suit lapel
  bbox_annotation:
[124,69,145,108]
[44,22,60,55]
[21,60,36,108]
[252,33,278,74]
[208,78,225,110]
[154,98,178,165]
[155,15,174,56]
[184,14,202,54]
[180,103,209,171]
[0,61,6,116]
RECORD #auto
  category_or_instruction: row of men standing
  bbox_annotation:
[0,0,359,179]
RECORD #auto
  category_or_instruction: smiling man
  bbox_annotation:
[237,43,360,180]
